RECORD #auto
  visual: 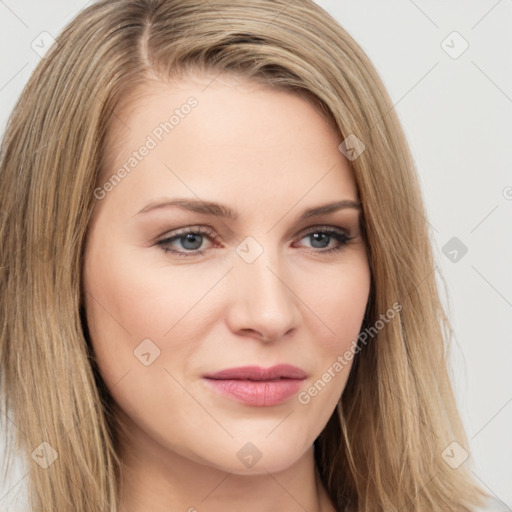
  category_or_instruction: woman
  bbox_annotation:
[0,0,502,511]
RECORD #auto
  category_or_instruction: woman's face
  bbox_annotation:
[83,73,371,474]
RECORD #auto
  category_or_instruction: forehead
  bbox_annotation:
[98,73,358,215]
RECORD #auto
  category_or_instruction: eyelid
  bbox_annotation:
[158,225,217,240]
[295,224,351,238]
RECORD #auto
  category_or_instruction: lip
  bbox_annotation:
[202,365,307,407]
[203,364,307,381]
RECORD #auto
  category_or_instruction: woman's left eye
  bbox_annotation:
[156,226,353,258]
[295,227,353,253]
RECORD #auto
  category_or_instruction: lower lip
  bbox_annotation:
[203,378,304,406]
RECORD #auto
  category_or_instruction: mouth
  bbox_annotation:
[202,365,307,406]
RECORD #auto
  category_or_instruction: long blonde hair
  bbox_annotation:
[0,1,489,510]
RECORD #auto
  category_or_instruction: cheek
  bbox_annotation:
[310,257,371,352]
[294,258,370,409]
[81,241,222,383]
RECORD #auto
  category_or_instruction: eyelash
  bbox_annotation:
[155,225,354,258]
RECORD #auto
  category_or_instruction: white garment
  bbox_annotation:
[476,495,511,511]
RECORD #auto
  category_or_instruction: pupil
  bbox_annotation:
[182,233,202,250]
[311,233,329,248]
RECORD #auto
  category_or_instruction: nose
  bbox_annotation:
[225,246,301,343]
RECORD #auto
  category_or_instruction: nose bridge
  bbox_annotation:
[228,238,299,339]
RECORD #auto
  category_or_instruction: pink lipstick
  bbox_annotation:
[202,364,306,407]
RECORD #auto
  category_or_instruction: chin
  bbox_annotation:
[194,435,313,476]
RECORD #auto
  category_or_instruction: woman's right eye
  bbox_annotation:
[156,226,217,257]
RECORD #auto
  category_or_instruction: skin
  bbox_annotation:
[83,72,371,512]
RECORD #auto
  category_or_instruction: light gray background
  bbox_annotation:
[1,0,511,509]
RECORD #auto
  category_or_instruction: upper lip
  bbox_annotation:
[203,364,307,381]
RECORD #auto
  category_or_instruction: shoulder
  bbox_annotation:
[341,496,510,512]
[473,496,510,512]
[342,496,511,512]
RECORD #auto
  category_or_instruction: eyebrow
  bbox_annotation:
[136,197,361,222]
